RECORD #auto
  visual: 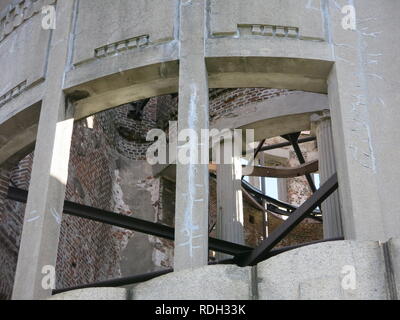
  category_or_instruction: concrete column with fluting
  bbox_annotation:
[216,139,245,259]
[174,0,210,271]
[12,1,76,300]
[311,111,343,239]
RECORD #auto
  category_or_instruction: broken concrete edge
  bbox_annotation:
[49,239,400,300]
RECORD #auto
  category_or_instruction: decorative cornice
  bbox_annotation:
[94,35,150,59]
[244,24,299,39]
[213,24,325,42]
[0,0,56,44]
[0,80,27,107]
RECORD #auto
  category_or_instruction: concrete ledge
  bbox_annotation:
[257,240,387,300]
[131,265,252,300]
[49,288,129,300]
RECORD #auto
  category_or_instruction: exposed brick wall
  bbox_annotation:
[56,117,120,288]
[209,88,296,121]
[269,213,323,248]
[244,202,265,247]
[208,178,218,238]
[156,178,175,267]
[0,116,128,298]
[0,155,33,300]
[98,95,178,160]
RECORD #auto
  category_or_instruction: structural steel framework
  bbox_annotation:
[5,130,339,293]
[7,170,340,293]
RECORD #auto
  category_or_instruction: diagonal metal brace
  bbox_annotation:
[236,173,338,266]
[282,132,317,193]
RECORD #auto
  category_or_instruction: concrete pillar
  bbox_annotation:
[277,178,288,202]
[12,1,75,300]
[311,111,343,239]
[327,0,400,241]
[216,140,244,259]
[174,0,209,271]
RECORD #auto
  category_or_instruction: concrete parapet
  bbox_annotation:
[257,240,387,300]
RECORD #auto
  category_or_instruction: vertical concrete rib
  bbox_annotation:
[174,0,210,271]
[12,1,76,300]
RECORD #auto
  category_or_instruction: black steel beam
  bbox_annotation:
[241,179,321,217]
[7,187,174,239]
[243,139,266,178]
[253,139,266,159]
[7,187,252,257]
[53,269,173,295]
[282,133,317,193]
[243,136,316,156]
[236,173,338,266]
[263,237,344,260]
[212,171,321,221]
[259,136,316,152]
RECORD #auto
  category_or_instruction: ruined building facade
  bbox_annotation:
[0,0,399,300]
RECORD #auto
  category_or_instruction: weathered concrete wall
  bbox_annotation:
[72,0,178,67]
[0,0,53,107]
[327,0,400,242]
[132,264,252,300]
[209,0,325,41]
[257,240,388,300]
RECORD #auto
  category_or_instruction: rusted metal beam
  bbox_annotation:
[209,160,318,179]
[245,160,319,178]
[241,186,267,212]
[243,136,316,155]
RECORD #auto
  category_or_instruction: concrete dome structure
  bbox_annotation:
[0,0,399,300]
